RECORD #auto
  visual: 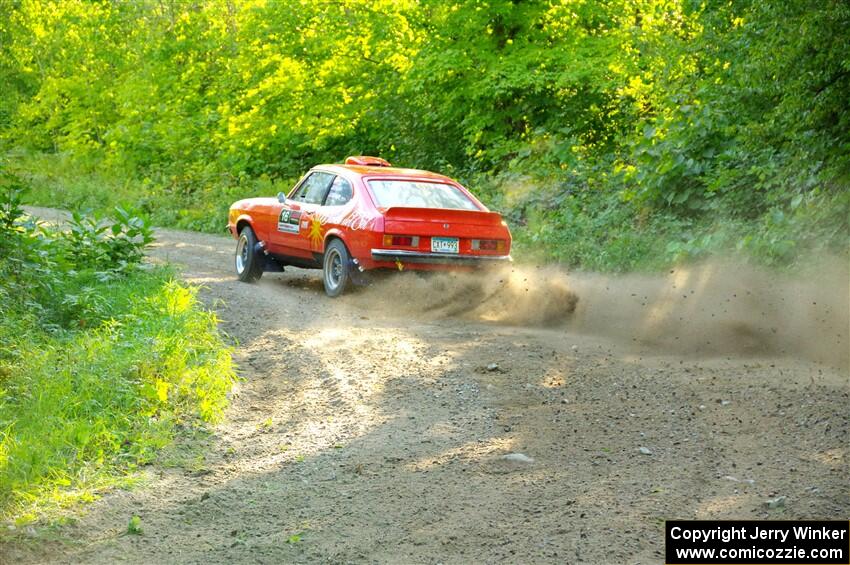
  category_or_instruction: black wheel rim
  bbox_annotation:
[326,249,343,290]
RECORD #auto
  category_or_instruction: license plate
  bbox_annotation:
[431,237,459,254]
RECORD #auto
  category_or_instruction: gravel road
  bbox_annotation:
[10,211,849,564]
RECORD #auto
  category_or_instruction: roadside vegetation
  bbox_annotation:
[1,0,847,271]
[0,170,236,524]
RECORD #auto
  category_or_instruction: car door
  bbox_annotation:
[306,174,356,250]
[269,171,335,258]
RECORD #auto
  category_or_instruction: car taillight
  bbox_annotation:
[472,239,505,252]
[383,235,419,247]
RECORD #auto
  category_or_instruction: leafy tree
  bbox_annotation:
[0,0,846,268]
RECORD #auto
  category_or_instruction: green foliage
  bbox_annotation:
[65,208,154,274]
[127,516,143,535]
[0,181,236,523]
[0,0,847,270]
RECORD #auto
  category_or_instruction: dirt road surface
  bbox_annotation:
[9,212,850,564]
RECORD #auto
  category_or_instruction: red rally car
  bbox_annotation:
[227,156,512,297]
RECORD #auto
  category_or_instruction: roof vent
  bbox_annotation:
[345,155,391,167]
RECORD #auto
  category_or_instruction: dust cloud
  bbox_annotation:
[350,265,579,326]
[352,258,849,369]
[566,259,848,370]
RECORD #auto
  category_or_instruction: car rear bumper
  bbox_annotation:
[370,249,512,265]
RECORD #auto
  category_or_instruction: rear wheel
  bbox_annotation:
[323,239,351,297]
[235,226,264,282]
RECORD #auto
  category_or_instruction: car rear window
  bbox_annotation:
[367,180,479,211]
[324,176,353,206]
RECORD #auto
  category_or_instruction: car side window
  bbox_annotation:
[291,171,335,204]
[323,176,353,207]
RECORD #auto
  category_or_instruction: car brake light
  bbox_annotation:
[472,239,505,252]
[383,235,418,247]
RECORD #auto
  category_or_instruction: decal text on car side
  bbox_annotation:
[278,209,301,233]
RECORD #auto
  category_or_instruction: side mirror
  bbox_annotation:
[277,191,287,203]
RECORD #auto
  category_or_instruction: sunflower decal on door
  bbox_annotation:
[307,215,324,249]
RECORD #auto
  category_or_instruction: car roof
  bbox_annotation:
[316,164,456,183]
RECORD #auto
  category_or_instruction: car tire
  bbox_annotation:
[235,226,264,283]
[323,238,351,297]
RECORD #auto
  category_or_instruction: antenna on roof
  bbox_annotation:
[345,156,391,167]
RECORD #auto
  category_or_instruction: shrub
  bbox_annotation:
[0,178,235,523]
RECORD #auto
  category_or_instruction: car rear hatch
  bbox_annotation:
[383,207,504,236]
[375,207,511,263]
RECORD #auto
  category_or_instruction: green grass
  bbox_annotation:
[509,194,850,272]
[9,149,291,234]
[0,267,236,524]
[475,171,850,272]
